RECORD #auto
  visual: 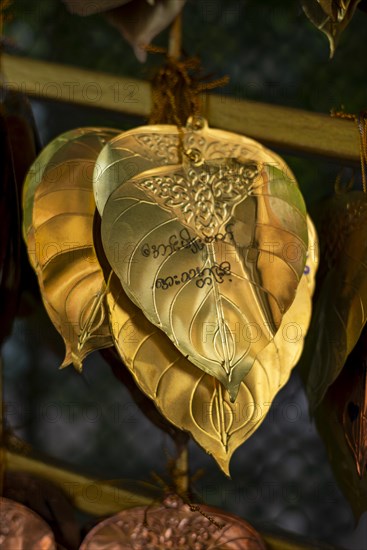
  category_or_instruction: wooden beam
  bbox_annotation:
[4,448,153,516]
[2,54,152,117]
[2,54,360,163]
[206,95,359,163]
[3,447,336,548]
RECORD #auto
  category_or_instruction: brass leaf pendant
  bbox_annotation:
[314,326,367,518]
[302,191,367,410]
[343,326,367,479]
[106,218,317,474]
[23,127,119,370]
[302,0,361,57]
[99,119,308,400]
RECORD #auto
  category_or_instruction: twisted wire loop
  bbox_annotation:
[145,45,229,161]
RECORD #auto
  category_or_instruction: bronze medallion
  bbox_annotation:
[0,497,56,549]
[80,495,266,549]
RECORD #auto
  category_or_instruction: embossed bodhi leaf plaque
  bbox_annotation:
[106,217,317,474]
[22,118,316,473]
[99,118,309,401]
[23,128,119,370]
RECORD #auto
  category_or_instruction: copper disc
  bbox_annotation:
[0,497,56,550]
[80,495,266,549]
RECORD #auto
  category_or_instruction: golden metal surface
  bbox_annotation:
[100,120,308,400]
[21,119,318,474]
[106,218,317,474]
[79,495,266,549]
[0,497,56,549]
[93,120,293,215]
[22,127,119,370]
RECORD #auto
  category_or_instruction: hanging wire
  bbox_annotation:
[358,111,367,193]
[331,108,367,193]
[144,11,228,164]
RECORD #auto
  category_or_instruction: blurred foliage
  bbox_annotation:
[4,0,367,208]
[5,0,367,209]
[4,0,367,112]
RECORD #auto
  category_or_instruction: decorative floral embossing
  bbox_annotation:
[184,134,266,164]
[136,158,259,239]
[135,133,180,164]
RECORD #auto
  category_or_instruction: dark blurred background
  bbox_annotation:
[2,0,367,547]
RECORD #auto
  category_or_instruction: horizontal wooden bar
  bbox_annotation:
[2,54,152,117]
[3,447,336,548]
[4,448,153,516]
[206,95,360,163]
[2,54,360,162]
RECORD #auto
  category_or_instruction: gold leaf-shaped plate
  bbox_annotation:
[101,122,308,400]
[106,218,317,474]
[23,127,119,370]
